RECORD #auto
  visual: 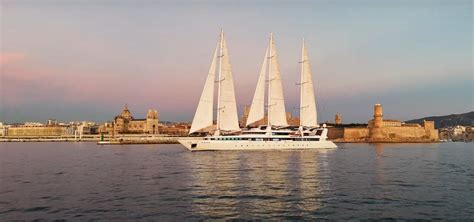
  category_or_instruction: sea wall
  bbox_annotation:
[329,124,438,143]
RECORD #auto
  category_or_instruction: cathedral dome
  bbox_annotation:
[118,104,133,120]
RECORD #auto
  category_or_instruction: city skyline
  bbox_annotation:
[1,0,472,123]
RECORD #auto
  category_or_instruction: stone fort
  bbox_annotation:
[328,104,439,142]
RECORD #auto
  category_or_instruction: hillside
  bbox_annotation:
[406,111,474,128]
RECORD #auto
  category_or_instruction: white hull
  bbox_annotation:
[178,139,337,151]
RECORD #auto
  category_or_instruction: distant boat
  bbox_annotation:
[178,30,337,151]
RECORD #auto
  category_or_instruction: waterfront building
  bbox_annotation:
[68,121,99,136]
[159,122,190,136]
[328,104,439,142]
[24,122,44,127]
[1,119,102,137]
[453,125,466,137]
[439,125,473,142]
[0,122,8,136]
[47,119,58,126]
[6,123,68,137]
[100,104,159,134]
[464,127,474,142]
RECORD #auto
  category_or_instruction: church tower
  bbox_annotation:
[146,109,159,134]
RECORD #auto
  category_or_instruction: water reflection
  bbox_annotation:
[188,150,336,219]
[374,143,385,158]
[188,152,238,218]
[292,151,324,213]
[1,143,472,220]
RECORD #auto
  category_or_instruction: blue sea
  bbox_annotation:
[0,142,473,220]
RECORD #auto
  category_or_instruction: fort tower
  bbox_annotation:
[370,103,384,139]
[335,114,342,125]
[373,104,383,128]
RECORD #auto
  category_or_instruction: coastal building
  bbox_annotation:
[159,122,190,136]
[0,122,8,136]
[24,122,44,127]
[67,121,99,136]
[464,127,474,142]
[328,104,439,142]
[453,125,466,138]
[47,119,58,126]
[439,125,473,142]
[6,120,68,137]
[100,104,159,134]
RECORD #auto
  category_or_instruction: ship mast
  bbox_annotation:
[215,29,224,136]
[298,38,318,127]
[267,33,273,131]
[189,29,239,135]
[299,38,305,128]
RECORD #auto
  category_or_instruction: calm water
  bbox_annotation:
[0,142,473,220]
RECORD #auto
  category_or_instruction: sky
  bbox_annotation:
[0,0,472,124]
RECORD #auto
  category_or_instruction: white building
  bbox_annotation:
[453,125,466,137]
[0,122,9,136]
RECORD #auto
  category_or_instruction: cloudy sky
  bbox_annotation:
[0,0,472,124]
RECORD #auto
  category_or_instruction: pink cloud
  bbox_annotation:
[1,63,156,109]
[0,52,26,65]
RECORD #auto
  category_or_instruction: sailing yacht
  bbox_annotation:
[178,31,337,151]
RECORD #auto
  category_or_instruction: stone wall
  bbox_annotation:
[423,121,439,141]
[379,126,426,139]
[343,128,369,140]
[327,127,344,140]
[7,126,68,137]
[337,125,438,142]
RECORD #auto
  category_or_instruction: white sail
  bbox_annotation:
[268,34,288,126]
[246,46,268,126]
[189,44,218,134]
[299,39,318,127]
[217,36,240,132]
